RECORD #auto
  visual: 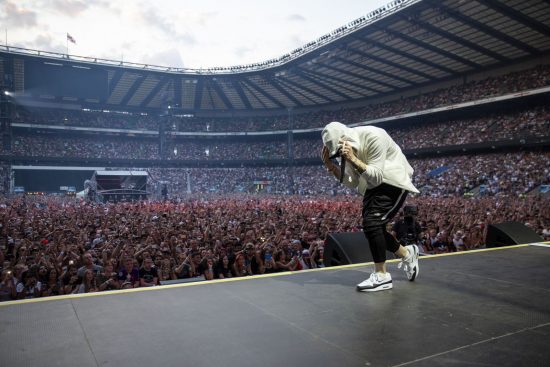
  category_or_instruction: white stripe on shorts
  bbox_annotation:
[381,189,406,221]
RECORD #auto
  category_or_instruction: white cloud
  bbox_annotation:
[46,0,92,17]
[32,33,58,50]
[0,1,38,28]
[287,14,306,22]
[234,46,254,59]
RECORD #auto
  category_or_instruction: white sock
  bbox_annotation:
[403,249,413,262]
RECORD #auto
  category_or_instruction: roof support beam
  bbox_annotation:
[333,55,414,86]
[477,0,550,38]
[278,76,334,103]
[397,13,507,63]
[300,69,374,97]
[302,65,384,94]
[141,75,170,108]
[312,61,395,93]
[119,74,147,107]
[329,57,408,91]
[271,79,317,105]
[193,78,204,110]
[268,77,304,107]
[428,0,539,55]
[346,41,440,80]
[352,33,456,76]
[243,78,286,109]
[210,79,234,110]
[290,70,350,100]
[173,76,182,108]
[232,80,253,110]
[104,70,124,104]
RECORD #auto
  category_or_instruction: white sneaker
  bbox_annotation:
[356,272,393,292]
[398,244,419,281]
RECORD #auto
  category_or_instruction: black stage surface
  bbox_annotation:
[1,244,550,367]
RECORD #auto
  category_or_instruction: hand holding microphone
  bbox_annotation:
[338,139,366,175]
[338,139,355,160]
[321,139,360,183]
[337,140,350,184]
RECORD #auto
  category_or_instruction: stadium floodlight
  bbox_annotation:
[3,91,9,96]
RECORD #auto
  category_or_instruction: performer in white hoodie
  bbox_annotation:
[321,121,420,292]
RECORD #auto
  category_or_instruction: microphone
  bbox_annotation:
[329,143,347,184]
[339,156,346,183]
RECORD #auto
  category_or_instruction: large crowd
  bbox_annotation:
[1,148,548,301]
[6,104,550,161]
[410,151,550,197]
[147,166,353,196]
[15,109,158,131]
[0,195,357,301]
[13,64,550,133]
[120,151,550,197]
[0,193,548,301]
[293,105,550,157]
[407,195,549,252]
[7,135,160,160]
[388,105,550,149]
[165,140,288,161]
[0,149,548,198]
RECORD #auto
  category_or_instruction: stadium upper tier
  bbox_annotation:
[1,0,550,112]
[11,64,550,133]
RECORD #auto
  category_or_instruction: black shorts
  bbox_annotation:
[362,183,408,229]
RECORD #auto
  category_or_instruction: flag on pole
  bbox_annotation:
[67,33,76,44]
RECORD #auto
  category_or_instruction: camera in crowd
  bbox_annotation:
[394,205,421,247]
[403,205,418,217]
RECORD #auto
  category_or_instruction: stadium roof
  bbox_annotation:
[1,0,549,113]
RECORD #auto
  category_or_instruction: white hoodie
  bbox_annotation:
[322,121,419,195]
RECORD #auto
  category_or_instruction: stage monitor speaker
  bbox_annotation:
[485,221,542,248]
[323,232,395,267]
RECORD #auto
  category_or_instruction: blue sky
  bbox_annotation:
[2,0,390,68]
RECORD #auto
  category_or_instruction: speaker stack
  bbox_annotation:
[323,221,543,267]
[323,232,395,267]
[485,221,542,248]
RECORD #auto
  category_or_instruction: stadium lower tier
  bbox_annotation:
[146,151,550,196]
[1,151,549,197]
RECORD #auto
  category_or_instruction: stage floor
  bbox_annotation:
[1,244,550,367]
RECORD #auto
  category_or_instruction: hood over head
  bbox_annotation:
[321,121,360,158]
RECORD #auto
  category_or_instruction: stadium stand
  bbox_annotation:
[11,64,550,132]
